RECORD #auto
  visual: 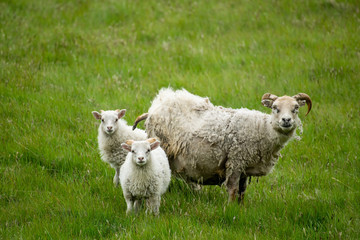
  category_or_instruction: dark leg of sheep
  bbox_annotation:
[226,172,240,202]
[238,174,248,204]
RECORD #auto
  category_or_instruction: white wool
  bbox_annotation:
[141,88,310,202]
[120,140,171,215]
[93,110,147,186]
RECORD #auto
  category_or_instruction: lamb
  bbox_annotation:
[120,138,171,215]
[92,109,147,186]
[132,88,312,203]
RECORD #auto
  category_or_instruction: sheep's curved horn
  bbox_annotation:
[292,93,312,116]
[125,140,134,145]
[261,93,278,108]
[132,113,148,130]
[261,93,278,101]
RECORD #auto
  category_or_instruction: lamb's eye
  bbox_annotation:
[146,149,150,153]
[115,119,118,122]
[101,119,104,122]
[131,150,135,153]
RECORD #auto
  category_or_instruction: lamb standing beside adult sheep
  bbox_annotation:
[133,88,312,203]
[120,138,171,215]
[92,109,147,186]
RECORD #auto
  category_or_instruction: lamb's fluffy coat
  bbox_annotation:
[120,140,171,215]
[94,110,147,186]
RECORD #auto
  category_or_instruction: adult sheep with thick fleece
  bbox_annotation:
[133,88,312,203]
[92,109,147,186]
[120,138,171,215]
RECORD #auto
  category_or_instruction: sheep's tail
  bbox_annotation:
[132,113,148,130]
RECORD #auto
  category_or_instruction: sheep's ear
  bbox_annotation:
[150,141,160,151]
[297,99,306,107]
[92,111,102,120]
[261,100,273,108]
[116,109,126,119]
[121,143,132,152]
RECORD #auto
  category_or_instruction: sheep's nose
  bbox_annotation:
[107,126,113,130]
[138,157,144,161]
[282,118,291,123]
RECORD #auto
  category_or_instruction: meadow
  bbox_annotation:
[1,0,359,239]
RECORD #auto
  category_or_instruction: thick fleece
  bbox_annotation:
[93,110,147,186]
[120,139,171,215]
[141,88,310,202]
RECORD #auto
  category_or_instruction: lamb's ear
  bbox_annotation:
[261,99,273,108]
[116,109,126,119]
[92,111,101,120]
[146,138,157,144]
[121,143,132,152]
[150,141,160,151]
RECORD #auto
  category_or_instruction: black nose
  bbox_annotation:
[282,118,291,123]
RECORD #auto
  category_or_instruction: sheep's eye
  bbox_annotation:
[115,119,118,122]
[131,150,135,153]
[272,106,279,113]
[292,106,299,113]
[101,119,104,122]
[146,149,150,153]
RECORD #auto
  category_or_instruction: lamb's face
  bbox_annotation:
[92,109,126,135]
[121,139,161,166]
[130,142,152,166]
[270,96,302,133]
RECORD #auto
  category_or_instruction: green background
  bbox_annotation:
[1,0,359,239]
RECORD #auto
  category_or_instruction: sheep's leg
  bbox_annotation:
[226,171,240,202]
[146,195,161,216]
[238,174,248,204]
[113,167,120,187]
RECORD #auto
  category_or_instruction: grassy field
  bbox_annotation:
[1,0,359,239]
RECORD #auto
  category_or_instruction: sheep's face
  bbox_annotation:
[121,139,160,166]
[262,96,306,134]
[92,109,126,135]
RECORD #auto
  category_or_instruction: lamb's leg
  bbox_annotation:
[134,199,143,213]
[238,174,248,204]
[146,195,161,216]
[226,171,240,202]
[113,167,120,187]
[125,197,134,215]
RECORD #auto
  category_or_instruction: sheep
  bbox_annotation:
[92,109,147,186]
[132,88,312,203]
[120,138,171,215]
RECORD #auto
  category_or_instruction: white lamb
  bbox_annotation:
[120,138,171,215]
[92,109,147,186]
[133,88,312,203]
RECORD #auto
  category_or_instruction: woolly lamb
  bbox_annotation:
[120,138,171,215]
[92,109,147,186]
[133,88,312,203]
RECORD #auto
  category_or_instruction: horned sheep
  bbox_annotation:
[133,88,312,203]
[120,138,171,215]
[92,109,147,186]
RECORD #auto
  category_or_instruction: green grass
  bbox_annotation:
[1,0,359,239]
